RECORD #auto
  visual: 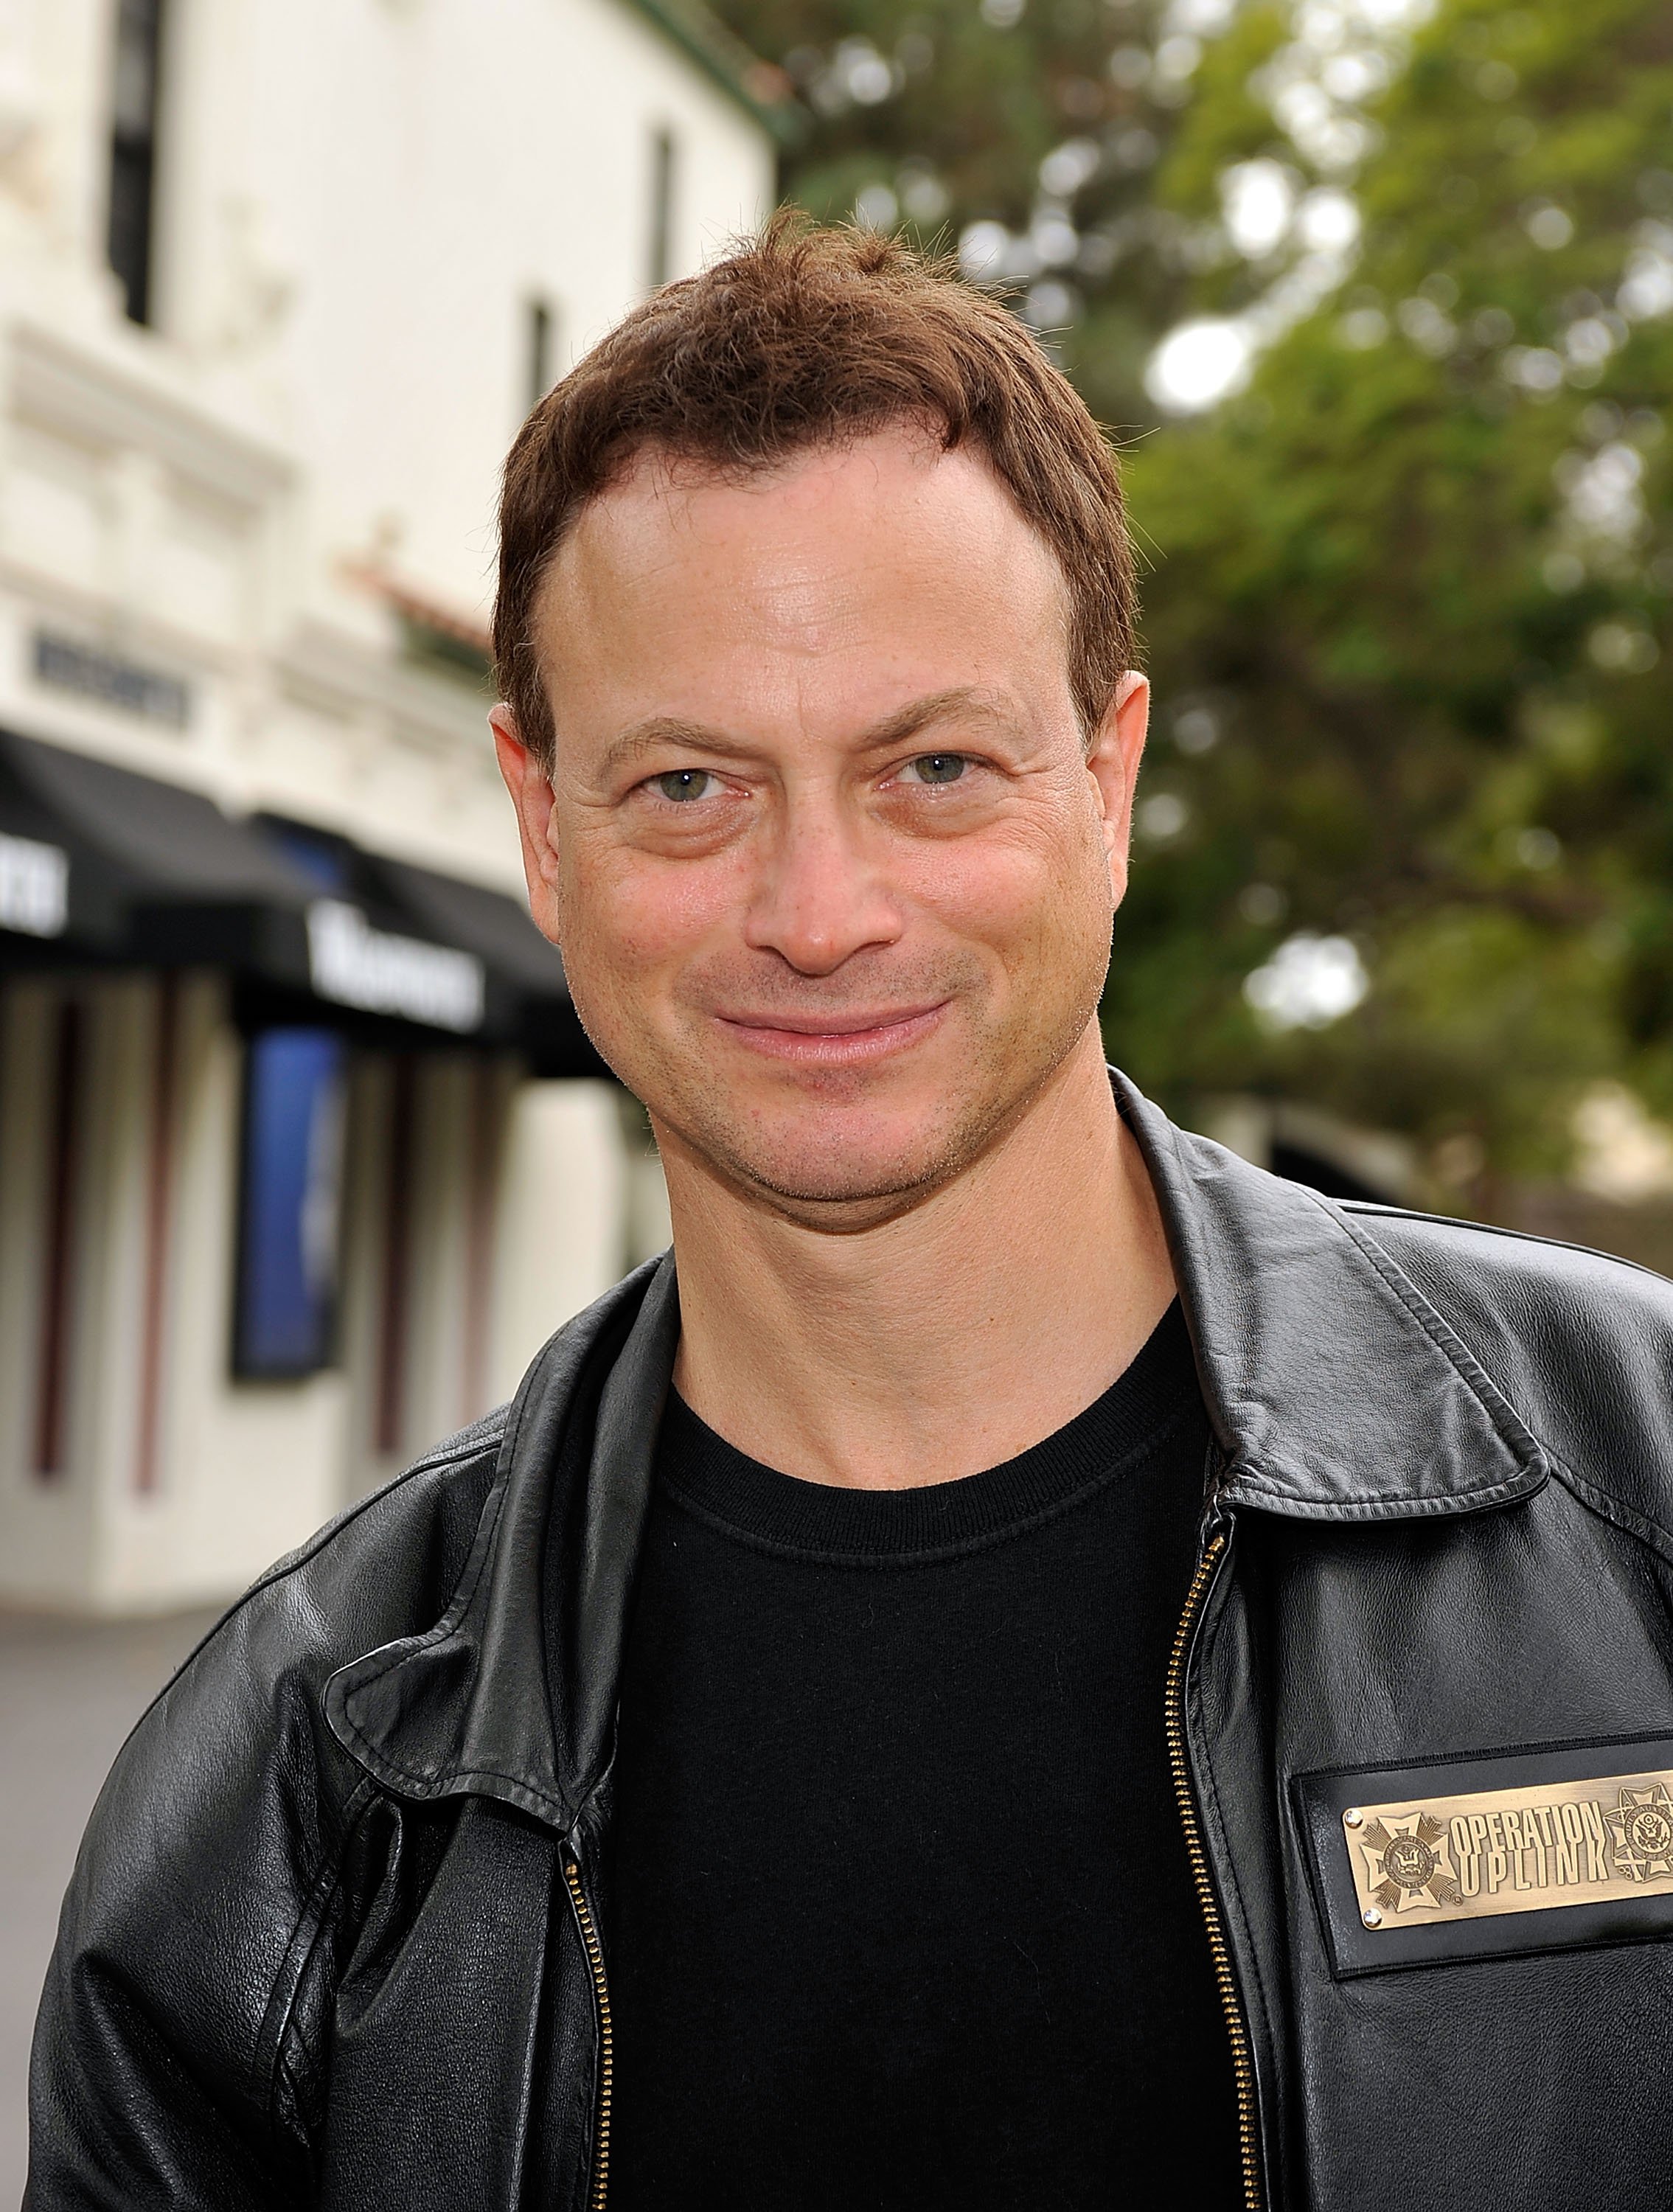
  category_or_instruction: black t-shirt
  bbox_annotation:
[605,1303,1244,2210]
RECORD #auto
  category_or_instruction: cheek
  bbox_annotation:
[557,834,746,975]
[902,803,1110,950]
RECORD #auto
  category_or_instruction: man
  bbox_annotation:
[28,219,1673,2211]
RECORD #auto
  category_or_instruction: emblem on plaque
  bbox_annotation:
[1357,1809,1464,1915]
[1338,1761,1673,1932]
[1605,1783,1673,1882]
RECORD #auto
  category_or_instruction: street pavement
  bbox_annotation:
[0,1604,218,2205]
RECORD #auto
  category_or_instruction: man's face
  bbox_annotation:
[495,425,1148,1228]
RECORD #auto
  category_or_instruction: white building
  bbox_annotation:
[0,0,780,1612]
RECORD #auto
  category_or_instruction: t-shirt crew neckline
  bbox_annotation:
[655,1298,1201,1566]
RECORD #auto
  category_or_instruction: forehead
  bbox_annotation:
[532,428,1071,693]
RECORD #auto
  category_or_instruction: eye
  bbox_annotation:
[649,768,719,803]
[899,753,970,786]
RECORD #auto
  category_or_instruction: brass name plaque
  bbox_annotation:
[1343,1769,1673,1929]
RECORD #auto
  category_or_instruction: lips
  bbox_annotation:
[713,1001,950,1062]
[721,1005,942,1036]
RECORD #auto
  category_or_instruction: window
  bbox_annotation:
[232,1029,347,1379]
[647,126,677,292]
[526,296,555,411]
[108,0,166,324]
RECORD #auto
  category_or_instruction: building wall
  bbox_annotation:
[0,974,635,1614]
[0,0,773,887]
[0,971,351,1613]
[155,0,769,633]
[0,0,758,1610]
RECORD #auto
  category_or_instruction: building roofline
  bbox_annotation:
[622,0,804,147]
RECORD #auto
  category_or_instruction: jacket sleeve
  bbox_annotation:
[25,1593,349,2210]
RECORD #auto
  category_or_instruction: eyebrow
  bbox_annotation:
[596,687,1012,781]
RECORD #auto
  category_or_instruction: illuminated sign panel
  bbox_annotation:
[305,899,484,1034]
[0,830,69,936]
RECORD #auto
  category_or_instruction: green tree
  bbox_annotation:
[1112,0,1673,1191]
[715,0,1247,425]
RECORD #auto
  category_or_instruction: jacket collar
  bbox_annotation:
[1112,1072,1547,1522]
[326,1074,1548,1832]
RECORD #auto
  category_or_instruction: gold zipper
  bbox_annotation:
[1165,1529,1263,2212]
[564,1856,614,2212]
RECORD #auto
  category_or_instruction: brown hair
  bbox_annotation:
[494,212,1138,769]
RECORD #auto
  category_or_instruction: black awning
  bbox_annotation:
[367,856,601,1077]
[0,732,605,1075]
[0,739,118,955]
[0,729,313,981]
[253,815,605,1077]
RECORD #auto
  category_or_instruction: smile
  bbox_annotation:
[713,1002,950,1065]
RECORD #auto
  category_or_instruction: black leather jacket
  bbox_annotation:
[27,1076,1673,2211]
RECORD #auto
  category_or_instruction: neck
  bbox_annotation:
[661,1034,1177,1489]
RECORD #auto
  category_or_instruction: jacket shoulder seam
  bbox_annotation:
[125,1425,507,1751]
[1549,1453,1673,1570]
[248,1419,509,1599]
[1338,1200,1673,1294]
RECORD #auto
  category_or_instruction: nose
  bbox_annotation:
[742,793,904,977]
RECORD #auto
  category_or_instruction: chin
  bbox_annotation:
[703,1093,997,1219]
[750,1148,942,1211]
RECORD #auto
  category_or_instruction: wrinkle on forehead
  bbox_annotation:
[533,426,1072,678]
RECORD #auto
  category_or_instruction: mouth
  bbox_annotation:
[713,1001,950,1065]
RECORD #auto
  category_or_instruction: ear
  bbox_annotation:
[1085,672,1149,909]
[490,703,563,945]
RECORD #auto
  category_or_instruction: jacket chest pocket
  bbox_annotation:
[1295,1731,1673,1975]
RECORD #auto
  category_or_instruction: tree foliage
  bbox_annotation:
[717,0,1230,425]
[1126,0,1673,1190]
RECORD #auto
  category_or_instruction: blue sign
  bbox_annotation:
[233,1029,347,1378]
